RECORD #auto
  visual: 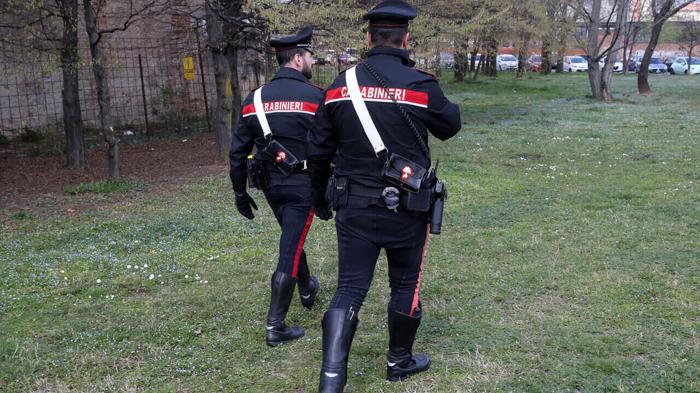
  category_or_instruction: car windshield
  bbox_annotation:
[571,57,586,63]
[531,56,542,62]
[650,58,662,64]
[691,58,700,65]
[501,55,517,61]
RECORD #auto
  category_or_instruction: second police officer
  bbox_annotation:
[307,1,462,391]
[229,27,324,347]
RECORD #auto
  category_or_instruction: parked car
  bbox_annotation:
[643,57,667,73]
[669,57,700,74]
[526,55,542,72]
[496,54,518,71]
[431,52,454,68]
[564,56,588,72]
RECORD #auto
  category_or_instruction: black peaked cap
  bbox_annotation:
[363,0,417,25]
[269,26,314,54]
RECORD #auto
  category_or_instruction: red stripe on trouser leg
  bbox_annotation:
[410,224,431,316]
[291,208,315,278]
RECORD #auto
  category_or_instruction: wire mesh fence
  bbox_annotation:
[0,28,345,141]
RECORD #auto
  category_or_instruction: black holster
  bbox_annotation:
[429,179,446,235]
[325,176,348,211]
[247,157,270,190]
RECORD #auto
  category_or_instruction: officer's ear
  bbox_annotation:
[294,52,304,67]
[366,31,372,48]
[401,32,410,50]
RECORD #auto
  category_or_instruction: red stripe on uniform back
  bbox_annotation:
[241,101,319,117]
[291,208,315,278]
[324,86,429,108]
[242,103,255,116]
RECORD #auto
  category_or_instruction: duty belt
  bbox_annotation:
[346,182,431,212]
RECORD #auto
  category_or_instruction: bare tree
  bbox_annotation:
[637,0,694,94]
[205,0,266,158]
[677,18,700,72]
[58,0,87,168]
[621,0,649,74]
[83,0,163,179]
[571,0,629,101]
[205,3,232,159]
[0,1,87,168]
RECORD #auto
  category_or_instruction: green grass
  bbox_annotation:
[64,179,147,195]
[1,72,699,392]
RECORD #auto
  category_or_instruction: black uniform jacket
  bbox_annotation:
[229,67,324,192]
[308,46,462,191]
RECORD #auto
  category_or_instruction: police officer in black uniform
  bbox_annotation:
[307,2,462,391]
[229,27,323,347]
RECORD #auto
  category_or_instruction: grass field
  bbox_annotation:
[1,72,699,392]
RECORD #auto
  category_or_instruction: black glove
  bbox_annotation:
[235,191,258,220]
[313,191,333,221]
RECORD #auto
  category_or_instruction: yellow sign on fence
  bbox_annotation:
[183,56,195,80]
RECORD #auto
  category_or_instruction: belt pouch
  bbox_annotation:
[403,188,432,212]
[330,177,349,210]
[261,139,299,176]
[383,153,427,193]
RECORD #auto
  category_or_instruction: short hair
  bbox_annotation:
[276,48,307,66]
[368,25,408,47]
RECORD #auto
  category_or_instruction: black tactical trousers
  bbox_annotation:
[329,205,430,315]
[264,184,315,286]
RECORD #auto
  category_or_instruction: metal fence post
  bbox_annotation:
[194,26,211,134]
[138,53,150,135]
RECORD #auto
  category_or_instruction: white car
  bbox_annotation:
[669,57,700,74]
[599,57,623,72]
[564,56,588,72]
[496,54,518,71]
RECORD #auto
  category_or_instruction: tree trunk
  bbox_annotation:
[84,0,119,178]
[472,56,480,80]
[625,27,640,74]
[687,44,697,75]
[622,21,632,75]
[469,48,478,74]
[516,35,530,79]
[588,62,614,102]
[541,40,552,75]
[206,4,232,159]
[228,47,242,131]
[637,17,664,94]
[486,43,498,77]
[638,0,695,93]
[433,39,442,77]
[454,41,468,82]
[59,0,86,168]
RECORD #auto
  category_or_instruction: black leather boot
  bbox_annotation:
[298,276,319,309]
[319,307,359,393]
[386,308,431,381]
[266,272,305,347]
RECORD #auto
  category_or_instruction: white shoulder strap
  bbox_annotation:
[253,86,272,138]
[346,66,387,157]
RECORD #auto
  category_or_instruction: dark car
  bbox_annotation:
[526,55,542,72]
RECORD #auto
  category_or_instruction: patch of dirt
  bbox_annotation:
[0,133,228,216]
